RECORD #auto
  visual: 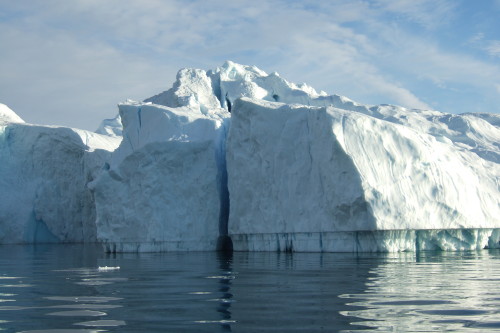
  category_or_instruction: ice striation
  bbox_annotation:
[227,98,500,252]
[0,62,499,252]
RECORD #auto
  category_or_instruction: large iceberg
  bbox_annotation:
[0,61,498,252]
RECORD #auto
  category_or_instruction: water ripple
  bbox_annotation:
[1,245,499,332]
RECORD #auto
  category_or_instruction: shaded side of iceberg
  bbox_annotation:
[0,104,120,243]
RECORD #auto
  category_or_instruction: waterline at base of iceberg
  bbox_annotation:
[231,229,500,253]
[102,239,218,253]
[101,229,500,253]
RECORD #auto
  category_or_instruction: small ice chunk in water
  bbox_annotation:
[75,319,126,327]
[97,266,120,271]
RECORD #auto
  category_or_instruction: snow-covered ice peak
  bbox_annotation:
[0,103,24,124]
[211,60,340,106]
[144,68,227,115]
[143,61,346,115]
[218,60,268,80]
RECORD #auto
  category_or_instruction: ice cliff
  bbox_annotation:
[0,104,120,243]
[0,61,499,252]
[91,100,229,252]
[227,98,499,251]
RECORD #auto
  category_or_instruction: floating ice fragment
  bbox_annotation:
[47,310,107,317]
[97,266,120,271]
[75,320,126,327]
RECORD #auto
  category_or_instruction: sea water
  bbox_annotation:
[0,244,499,332]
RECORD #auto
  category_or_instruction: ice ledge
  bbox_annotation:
[231,229,500,253]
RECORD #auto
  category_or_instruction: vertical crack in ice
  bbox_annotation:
[216,118,232,252]
[305,112,313,166]
[225,94,232,113]
[137,107,142,128]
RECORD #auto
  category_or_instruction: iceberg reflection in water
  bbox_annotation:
[0,244,499,332]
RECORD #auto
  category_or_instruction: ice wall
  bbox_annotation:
[0,108,120,244]
[92,101,229,252]
[227,98,500,252]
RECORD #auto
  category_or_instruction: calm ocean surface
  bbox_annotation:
[0,244,499,332]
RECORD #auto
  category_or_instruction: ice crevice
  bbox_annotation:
[215,117,233,252]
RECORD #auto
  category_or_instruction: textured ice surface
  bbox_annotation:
[227,98,500,252]
[0,110,120,243]
[228,99,499,229]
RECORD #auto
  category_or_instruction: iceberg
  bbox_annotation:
[0,61,498,252]
[0,103,120,243]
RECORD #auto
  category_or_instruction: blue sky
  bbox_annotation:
[0,0,499,130]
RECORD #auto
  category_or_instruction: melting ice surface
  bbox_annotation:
[0,244,499,332]
[0,61,499,252]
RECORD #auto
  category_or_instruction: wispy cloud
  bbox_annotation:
[0,0,498,129]
[485,40,500,57]
[468,33,500,58]
[371,0,457,29]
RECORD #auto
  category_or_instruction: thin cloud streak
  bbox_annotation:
[0,0,498,130]
[485,40,500,57]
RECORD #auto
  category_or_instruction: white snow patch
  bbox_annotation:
[0,103,24,124]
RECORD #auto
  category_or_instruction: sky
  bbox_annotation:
[0,0,499,131]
